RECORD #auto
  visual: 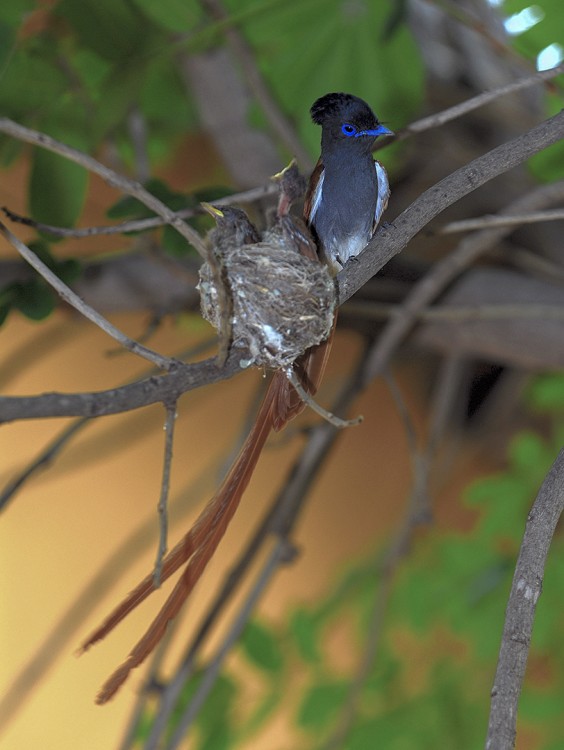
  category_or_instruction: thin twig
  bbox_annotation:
[1,182,278,239]
[3,115,564,424]
[153,402,178,587]
[485,448,564,750]
[0,222,178,371]
[200,0,313,170]
[346,301,564,323]
[390,61,564,143]
[439,208,564,234]
[0,418,89,512]
[0,457,222,734]
[285,368,362,428]
[357,180,564,387]
[0,118,207,257]
[142,343,372,747]
[0,339,215,512]
[164,539,296,750]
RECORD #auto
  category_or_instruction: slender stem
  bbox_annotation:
[1,182,278,239]
[485,448,564,749]
[395,62,564,140]
[0,118,207,257]
[0,222,178,371]
[439,208,564,234]
[153,403,178,586]
[285,368,362,428]
[163,539,295,750]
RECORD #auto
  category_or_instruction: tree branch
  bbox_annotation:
[153,402,178,586]
[338,108,564,306]
[0,118,207,257]
[0,222,179,371]
[2,111,564,423]
[394,61,564,141]
[141,343,372,746]
[1,182,278,239]
[439,208,564,234]
[357,178,564,385]
[485,448,564,750]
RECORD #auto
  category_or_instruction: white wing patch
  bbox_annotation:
[308,168,324,225]
[374,161,390,230]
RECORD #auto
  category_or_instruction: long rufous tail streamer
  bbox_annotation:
[81,332,332,704]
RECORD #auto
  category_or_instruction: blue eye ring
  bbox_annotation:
[341,123,356,137]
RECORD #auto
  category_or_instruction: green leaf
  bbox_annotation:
[198,722,231,750]
[240,620,284,674]
[0,302,11,326]
[508,431,551,481]
[67,48,112,97]
[29,147,88,228]
[140,60,197,128]
[0,41,68,118]
[14,279,56,321]
[528,372,564,411]
[0,282,19,325]
[520,686,564,722]
[131,0,203,32]
[225,0,424,159]
[132,708,155,741]
[289,608,321,664]
[0,0,36,26]
[195,673,237,733]
[162,224,194,256]
[0,21,16,73]
[296,680,348,730]
[55,0,161,62]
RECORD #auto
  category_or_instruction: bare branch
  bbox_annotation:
[0,339,215,511]
[0,417,89,513]
[355,178,564,386]
[485,448,564,750]
[153,402,178,586]
[2,113,564,423]
[285,367,362,428]
[142,343,372,746]
[2,182,278,239]
[340,111,564,306]
[439,208,564,234]
[164,538,296,750]
[0,222,178,371]
[395,62,564,141]
[0,118,207,257]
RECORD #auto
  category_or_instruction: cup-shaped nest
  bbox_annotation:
[199,231,336,369]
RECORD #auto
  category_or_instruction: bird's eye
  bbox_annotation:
[341,123,356,137]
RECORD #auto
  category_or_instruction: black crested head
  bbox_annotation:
[310,93,391,152]
[310,92,376,128]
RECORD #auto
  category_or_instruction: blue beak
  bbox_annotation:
[357,124,394,138]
